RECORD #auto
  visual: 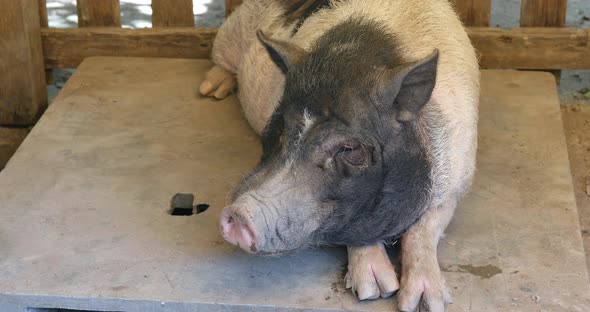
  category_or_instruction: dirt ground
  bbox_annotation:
[561,104,590,269]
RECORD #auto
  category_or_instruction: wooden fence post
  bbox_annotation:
[520,0,568,81]
[0,127,30,171]
[453,0,492,27]
[225,0,242,17]
[0,0,47,125]
[521,0,567,27]
[76,0,121,27]
[152,0,194,27]
[39,0,48,28]
[39,0,54,85]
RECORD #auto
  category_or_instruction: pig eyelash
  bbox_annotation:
[337,145,358,154]
[329,140,361,157]
[338,147,365,166]
[331,141,370,167]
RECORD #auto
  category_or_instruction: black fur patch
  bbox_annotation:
[282,0,332,35]
[252,17,434,247]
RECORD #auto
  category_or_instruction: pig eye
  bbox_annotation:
[334,141,367,166]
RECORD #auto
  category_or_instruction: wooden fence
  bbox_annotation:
[1,0,589,126]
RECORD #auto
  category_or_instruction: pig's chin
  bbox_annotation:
[229,235,307,256]
[244,235,310,256]
[253,245,306,256]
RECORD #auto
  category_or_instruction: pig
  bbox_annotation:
[199,0,479,311]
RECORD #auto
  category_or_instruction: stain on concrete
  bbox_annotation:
[112,285,128,292]
[458,264,502,279]
[443,264,502,279]
[330,263,348,293]
[209,240,224,247]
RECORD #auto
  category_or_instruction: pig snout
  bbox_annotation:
[220,205,258,253]
[219,188,317,255]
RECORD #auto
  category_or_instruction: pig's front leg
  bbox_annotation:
[398,199,456,312]
[345,242,399,300]
[199,65,236,100]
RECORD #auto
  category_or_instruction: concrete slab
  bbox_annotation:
[0,57,588,312]
[562,104,590,275]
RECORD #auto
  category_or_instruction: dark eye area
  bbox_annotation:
[334,141,367,166]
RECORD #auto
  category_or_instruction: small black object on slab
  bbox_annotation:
[169,193,210,216]
[170,193,195,216]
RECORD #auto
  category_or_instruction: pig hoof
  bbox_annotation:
[346,243,399,300]
[397,257,452,312]
[199,65,236,99]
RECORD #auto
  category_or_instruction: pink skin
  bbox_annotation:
[219,206,258,253]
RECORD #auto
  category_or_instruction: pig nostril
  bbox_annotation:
[219,207,258,253]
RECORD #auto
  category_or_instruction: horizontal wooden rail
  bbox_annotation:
[42,27,215,68]
[41,27,590,69]
[468,27,589,69]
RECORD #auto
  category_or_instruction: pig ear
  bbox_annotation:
[256,30,306,73]
[380,50,439,122]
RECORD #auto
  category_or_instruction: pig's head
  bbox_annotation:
[220,21,436,255]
